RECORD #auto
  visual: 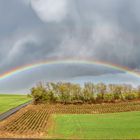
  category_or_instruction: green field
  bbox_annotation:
[0,94,31,114]
[48,112,140,139]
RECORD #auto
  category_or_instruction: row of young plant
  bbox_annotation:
[30,82,140,104]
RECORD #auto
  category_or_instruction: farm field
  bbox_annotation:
[0,101,140,139]
[0,94,31,114]
[48,112,140,139]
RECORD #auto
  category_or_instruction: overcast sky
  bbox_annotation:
[0,0,140,93]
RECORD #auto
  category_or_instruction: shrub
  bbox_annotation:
[124,93,137,100]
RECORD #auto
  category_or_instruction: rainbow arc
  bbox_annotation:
[0,59,140,80]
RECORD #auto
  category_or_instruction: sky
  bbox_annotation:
[0,0,140,93]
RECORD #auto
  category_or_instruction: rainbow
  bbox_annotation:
[0,59,140,80]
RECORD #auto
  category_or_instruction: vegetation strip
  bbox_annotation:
[0,94,31,114]
[0,101,32,121]
[30,82,140,104]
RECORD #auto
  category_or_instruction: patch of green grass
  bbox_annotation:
[0,94,31,114]
[48,112,140,139]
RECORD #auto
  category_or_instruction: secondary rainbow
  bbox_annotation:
[0,59,140,80]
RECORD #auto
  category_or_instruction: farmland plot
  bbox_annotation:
[0,94,31,114]
[48,113,140,139]
[0,101,140,138]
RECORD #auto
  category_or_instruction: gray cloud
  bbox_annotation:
[0,0,140,92]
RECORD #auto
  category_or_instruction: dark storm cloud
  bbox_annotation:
[0,0,140,92]
[0,0,140,70]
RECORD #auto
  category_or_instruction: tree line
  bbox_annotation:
[30,82,140,104]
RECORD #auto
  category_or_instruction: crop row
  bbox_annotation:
[0,109,50,137]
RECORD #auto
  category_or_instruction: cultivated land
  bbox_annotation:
[49,112,140,139]
[0,94,31,114]
[0,101,140,139]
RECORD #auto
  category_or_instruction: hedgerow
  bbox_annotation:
[30,82,140,104]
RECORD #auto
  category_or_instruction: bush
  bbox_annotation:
[30,83,56,104]
[124,93,137,100]
[104,93,114,102]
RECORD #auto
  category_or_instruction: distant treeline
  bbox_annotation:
[30,82,140,104]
